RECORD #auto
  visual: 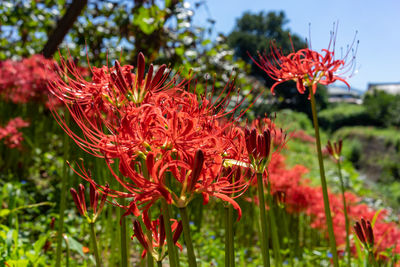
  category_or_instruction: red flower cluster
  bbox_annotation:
[51,53,250,225]
[0,117,30,149]
[264,153,400,259]
[0,55,58,105]
[251,36,355,96]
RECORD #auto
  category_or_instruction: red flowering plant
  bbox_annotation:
[250,31,357,267]
[0,55,59,106]
[0,117,30,149]
[242,115,290,266]
[69,182,110,266]
[70,183,109,224]
[245,115,289,175]
[326,139,343,163]
[132,215,183,261]
[250,33,356,97]
[50,52,252,265]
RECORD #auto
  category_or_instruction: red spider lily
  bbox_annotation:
[118,149,247,221]
[0,55,58,105]
[50,53,256,228]
[0,117,30,149]
[132,215,183,261]
[244,148,400,259]
[50,52,176,118]
[326,140,343,162]
[50,52,253,164]
[244,116,288,174]
[70,183,109,223]
[251,34,356,96]
[354,218,374,249]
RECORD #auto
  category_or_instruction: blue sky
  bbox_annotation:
[188,0,400,91]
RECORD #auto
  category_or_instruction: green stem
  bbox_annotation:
[368,249,378,267]
[337,161,351,266]
[281,207,294,267]
[147,252,154,267]
[89,222,102,266]
[119,190,128,267]
[107,201,115,266]
[225,207,230,267]
[309,89,339,267]
[144,228,155,267]
[265,171,281,267]
[157,261,163,267]
[179,206,197,267]
[228,205,235,267]
[55,112,70,267]
[224,205,235,267]
[256,172,271,267]
[160,198,180,267]
[63,235,70,267]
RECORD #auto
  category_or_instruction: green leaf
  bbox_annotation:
[371,208,384,227]
[33,234,50,255]
[132,6,162,35]
[66,235,86,257]
[201,39,211,46]
[66,235,95,264]
[0,209,10,217]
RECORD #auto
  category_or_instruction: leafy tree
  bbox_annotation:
[0,1,208,63]
[227,11,329,115]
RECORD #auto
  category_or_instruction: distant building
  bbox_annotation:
[327,85,363,104]
[367,82,400,95]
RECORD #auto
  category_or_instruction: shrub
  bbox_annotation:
[319,104,373,132]
[363,90,400,127]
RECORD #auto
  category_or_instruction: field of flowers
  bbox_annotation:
[1,46,399,267]
[1,2,400,267]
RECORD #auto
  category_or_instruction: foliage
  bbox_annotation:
[334,126,400,208]
[1,2,400,266]
[318,103,373,132]
[0,1,61,59]
[363,89,400,127]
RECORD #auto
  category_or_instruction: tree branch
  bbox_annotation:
[42,0,88,58]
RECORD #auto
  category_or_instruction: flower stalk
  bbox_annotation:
[265,171,282,267]
[228,205,235,267]
[225,205,235,267]
[89,222,102,266]
[160,198,180,267]
[119,188,129,267]
[327,139,351,266]
[337,160,351,266]
[309,88,339,267]
[225,206,230,267]
[256,172,271,267]
[179,206,197,267]
[55,112,70,267]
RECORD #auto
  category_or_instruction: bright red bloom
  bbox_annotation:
[326,140,343,162]
[354,218,374,248]
[132,215,183,260]
[251,36,355,96]
[52,53,250,223]
[245,115,289,174]
[0,55,59,105]
[70,183,109,223]
[0,117,30,149]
